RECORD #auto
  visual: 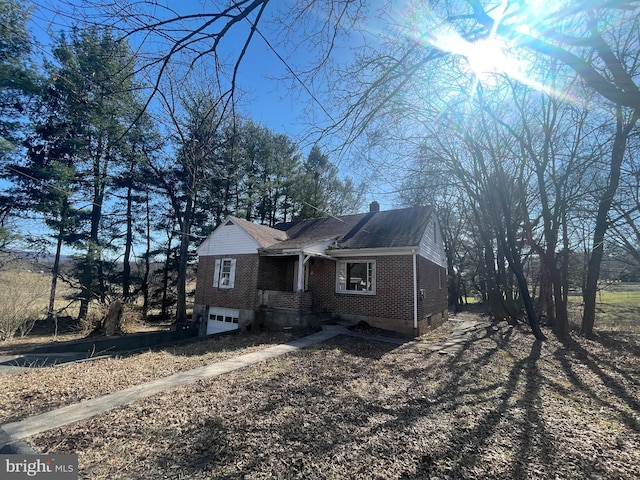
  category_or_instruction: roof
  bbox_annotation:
[265,205,434,252]
[198,205,435,256]
[267,213,369,250]
[228,216,288,248]
[334,205,433,250]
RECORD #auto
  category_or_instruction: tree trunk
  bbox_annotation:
[142,191,151,321]
[582,107,638,336]
[161,233,173,320]
[175,196,193,324]
[79,145,106,319]
[47,222,64,319]
[122,184,133,301]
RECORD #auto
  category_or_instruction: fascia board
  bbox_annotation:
[328,246,419,258]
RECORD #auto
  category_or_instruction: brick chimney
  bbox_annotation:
[369,201,380,212]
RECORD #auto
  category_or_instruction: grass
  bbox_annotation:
[0,328,320,424]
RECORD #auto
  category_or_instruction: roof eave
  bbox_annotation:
[328,246,419,257]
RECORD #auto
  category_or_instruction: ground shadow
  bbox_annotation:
[556,336,640,432]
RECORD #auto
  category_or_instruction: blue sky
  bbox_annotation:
[27,1,311,133]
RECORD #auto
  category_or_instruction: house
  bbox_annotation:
[192,203,448,336]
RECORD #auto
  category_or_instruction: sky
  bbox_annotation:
[26,2,315,134]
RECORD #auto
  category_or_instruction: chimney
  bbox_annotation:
[369,201,380,213]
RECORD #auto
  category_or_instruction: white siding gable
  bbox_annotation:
[419,218,447,268]
[196,222,261,256]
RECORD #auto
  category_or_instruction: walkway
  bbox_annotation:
[0,319,485,452]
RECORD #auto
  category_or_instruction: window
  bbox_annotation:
[209,310,238,323]
[336,260,375,294]
[213,258,236,288]
[220,259,233,286]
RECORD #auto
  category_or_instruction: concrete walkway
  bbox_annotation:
[0,320,485,451]
[436,318,486,354]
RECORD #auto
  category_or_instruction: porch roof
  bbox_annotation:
[259,237,336,258]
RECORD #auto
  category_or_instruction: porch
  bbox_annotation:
[258,289,314,310]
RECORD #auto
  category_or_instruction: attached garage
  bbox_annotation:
[206,307,240,334]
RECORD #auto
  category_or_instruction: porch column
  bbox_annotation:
[296,252,305,291]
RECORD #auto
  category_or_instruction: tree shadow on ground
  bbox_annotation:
[145,336,402,477]
[181,325,559,479]
[398,328,555,479]
[555,336,640,432]
[589,329,640,357]
[55,320,639,479]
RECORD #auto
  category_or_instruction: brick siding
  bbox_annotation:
[195,254,260,310]
[261,290,313,310]
[309,256,414,321]
[196,252,448,336]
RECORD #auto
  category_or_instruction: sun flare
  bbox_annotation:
[462,37,513,80]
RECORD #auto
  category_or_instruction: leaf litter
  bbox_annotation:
[3,313,639,479]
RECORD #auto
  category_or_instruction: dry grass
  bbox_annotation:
[0,271,50,338]
[0,332,87,355]
[2,305,639,479]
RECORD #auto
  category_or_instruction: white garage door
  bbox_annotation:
[207,307,240,334]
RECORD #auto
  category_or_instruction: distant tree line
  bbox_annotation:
[0,1,363,326]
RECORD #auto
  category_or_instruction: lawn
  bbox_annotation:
[2,303,639,479]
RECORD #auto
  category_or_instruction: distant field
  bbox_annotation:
[0,269,79,316]
[566,283,640,328]
[0,268,182,344]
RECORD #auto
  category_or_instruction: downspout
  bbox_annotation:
[412,249,418,332]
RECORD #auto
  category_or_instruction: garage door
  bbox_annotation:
[207,307,240,334]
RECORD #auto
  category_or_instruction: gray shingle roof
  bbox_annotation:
[271,205,433,251]
[269,213,369,249]
[228,216,288,248]
[333,206,433,249]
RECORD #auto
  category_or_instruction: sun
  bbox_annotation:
[427,26,519,85]
[462,37,514,81]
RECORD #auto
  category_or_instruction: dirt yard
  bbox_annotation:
[3,308,640,479]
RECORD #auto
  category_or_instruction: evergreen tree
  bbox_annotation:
[296,145,363,219]
[0,0,38,155]
[0,0,39,251]
[39,26,143,319]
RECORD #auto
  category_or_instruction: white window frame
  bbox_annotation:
[213,258,236,289]
[336,260,376,295]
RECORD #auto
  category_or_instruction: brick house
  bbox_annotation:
[192,203,448,336]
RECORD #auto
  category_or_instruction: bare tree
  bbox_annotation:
[148,73,232,324]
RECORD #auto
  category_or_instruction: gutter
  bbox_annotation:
[412,249,418,331]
